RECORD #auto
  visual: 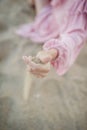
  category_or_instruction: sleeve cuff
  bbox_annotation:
[43,39,70,75]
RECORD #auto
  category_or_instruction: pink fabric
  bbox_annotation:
[17,0,87,75]
[16,5,59,43]
[43,0,87,75]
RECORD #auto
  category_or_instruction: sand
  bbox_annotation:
[0,0,87,130]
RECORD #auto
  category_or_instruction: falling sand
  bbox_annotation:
[23,57,50,101]
[0,0,87,130]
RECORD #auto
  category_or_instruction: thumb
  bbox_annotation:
[37,55,52,64]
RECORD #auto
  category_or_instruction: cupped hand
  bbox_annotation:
[23,56,50,78]
[23,49,58,78]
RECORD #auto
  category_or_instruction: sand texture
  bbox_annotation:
[0,0,87,130]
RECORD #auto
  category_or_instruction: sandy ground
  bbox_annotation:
[0,0,87,130]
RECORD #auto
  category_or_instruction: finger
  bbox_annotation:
[23,56,27,62]
[26,58,40,69]
[32,67,50,73]
[23,56,33,65]
[26,56,33,65]
[29,70,41,78]
[29,71,42,78]
[27,59,50,71]
[23,56,29,64]
[27,64,50,74]
[36,54,52,64]
[35,74,46,78]
[29,70,48,78]
[26,57,50,73]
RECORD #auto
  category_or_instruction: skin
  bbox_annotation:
[24,0,57,78]
[35,0,50,14]
[28,0,35,9]
[28,0,35,5]
[28,0,50,14]
[23,49,58,78]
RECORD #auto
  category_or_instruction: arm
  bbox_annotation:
[43,13,87,75]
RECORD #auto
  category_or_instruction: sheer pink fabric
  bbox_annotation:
[16,5,60,42]
[17,0,87,75]
[43,0,87,75]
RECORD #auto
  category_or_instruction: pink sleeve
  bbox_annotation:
[43,13,87,75]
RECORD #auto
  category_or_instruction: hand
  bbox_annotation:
[23,49,58,78]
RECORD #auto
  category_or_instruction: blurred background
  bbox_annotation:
[0,0,87,130]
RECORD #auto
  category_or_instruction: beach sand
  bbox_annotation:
[0,0,87,130]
